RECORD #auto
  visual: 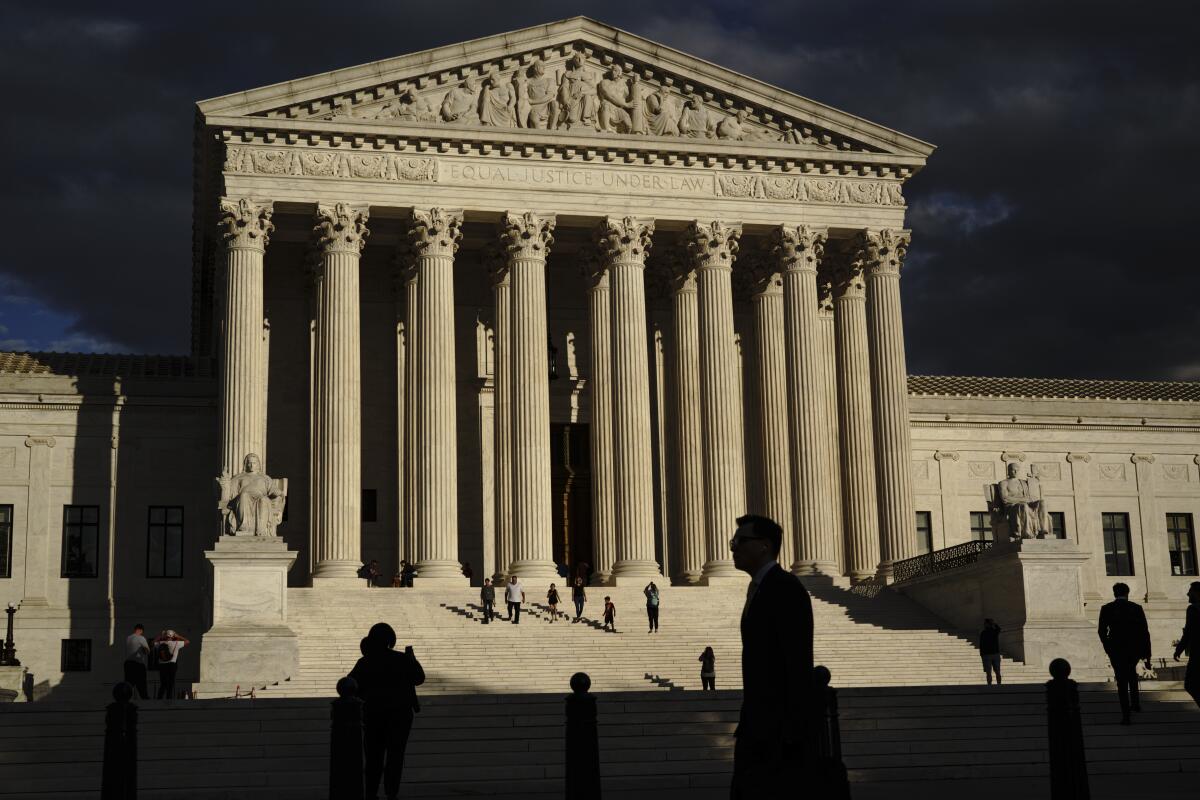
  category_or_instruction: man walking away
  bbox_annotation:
[123,623,150,699]
[571,578,587,622]
[644,582,660,633]
[730,514,815,797]
[350,622,425,800]
[1098,582,1152,724]
[480,578,496,624]
[506,575,525,624]
[153,629,189,700]
[1173,581,1200,708]
[980,619,1002,685]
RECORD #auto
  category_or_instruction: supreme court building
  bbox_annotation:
[1,17,1198,695]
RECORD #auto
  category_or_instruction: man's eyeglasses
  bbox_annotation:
[729,534,766,551]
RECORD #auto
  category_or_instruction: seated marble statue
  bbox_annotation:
[217,453,286,537]
[988,462,1045,540]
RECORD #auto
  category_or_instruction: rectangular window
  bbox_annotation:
[1050,511,1067,540]
[1166,513,1198,576]
[0,505,12,578]
[362,489,377,523]
[61,505,99,578]
[61,639,92,672]
[970,511,993,542]
[1102,512,1134,576]
[147,506,184,578]
[915,511,933,554]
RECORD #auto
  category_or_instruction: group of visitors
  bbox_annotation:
[473,575,663,633]
[121,623,189,700]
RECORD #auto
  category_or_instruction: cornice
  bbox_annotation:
[911,419,1200,434]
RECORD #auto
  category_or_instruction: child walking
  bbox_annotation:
[547,583,561,622]
[699,646,716,690]
[603,596,617,632]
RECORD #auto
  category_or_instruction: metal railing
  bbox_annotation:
[893,539,993,584]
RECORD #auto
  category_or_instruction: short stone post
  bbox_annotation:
[1046,658,1090,800]
[100,682,137,800]
[813,666,851,799]
[565,672,601,799]
[329,677,365,800]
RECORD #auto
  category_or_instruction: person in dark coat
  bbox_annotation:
[1097,582,1152,724]
[730,513,815,797]
[348,622,426,800]
[1173,581,1200,708]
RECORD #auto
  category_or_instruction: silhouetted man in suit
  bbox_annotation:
[1097,582,1151,724]
[349,622,425,800]
[1173,581,1200,708]
[730,513,814,797]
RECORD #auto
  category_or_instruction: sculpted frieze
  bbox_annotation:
[225,146,437,183]
[716,174,904,206]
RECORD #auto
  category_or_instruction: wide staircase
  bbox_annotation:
[251,579,1064,699]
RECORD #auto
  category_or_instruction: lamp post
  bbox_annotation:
[1,605,18,667]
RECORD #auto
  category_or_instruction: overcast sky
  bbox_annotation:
[1,1,1197,379]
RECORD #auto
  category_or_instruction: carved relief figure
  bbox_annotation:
[679,95,712,139]
[556,52,598,129]
[478,70,517,127]
[217,453,287,537]
[596,64,634,133]
[1026,464,1053,536]
[440,75,481,124]
[516,58,557,129]
[643,85,682,137]
[376,87,435,123]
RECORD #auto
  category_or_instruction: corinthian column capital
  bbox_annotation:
[660,247,696,294]
[742,250,782,297]
[219,197,274,251]
[580,247,607,291]
[860,228,911,278]
[501,211,556,261]
[831,239,868,299]
[768,224,826,275]
[685,220,741,271]
[409,207,464,258]
[314,202,370,255]
[483,240,510,288]
[597,216,654,264]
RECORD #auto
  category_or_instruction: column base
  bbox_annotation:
[312,559,361,580]
[698,574,749,587]
[791,560,841,577]
[411,576,470,588]
[610,574,665,587]
[589,571,614,587]
[700,559,740,583]
[311,576,367,589]
[506,559,560,583]
[671,570,705,586]
[415,559,468,580]
[610,560,662,581]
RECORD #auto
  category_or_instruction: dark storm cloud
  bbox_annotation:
[1,1,1197,378]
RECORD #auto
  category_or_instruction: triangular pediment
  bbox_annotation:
[197,17,933,160]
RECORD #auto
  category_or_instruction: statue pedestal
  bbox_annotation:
[196,537,299,696]
[897,538,1103,672]
[0,665,25,702]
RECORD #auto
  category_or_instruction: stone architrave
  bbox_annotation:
[582,248,617,585]
[864,229,918,580]
[663,249,705,583]
[409,208,469,584]
[310,202,369,582]
[832,240,880,581]
[502,211,559,581]
[745,246,794,571]
[774,225,838,575]
[687,220,747,583]
[486,244,514,583]
[218,197,273,477]
[597,217,662,581]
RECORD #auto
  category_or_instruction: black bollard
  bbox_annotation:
[100,682,137,800]
[565,671,601,800]
[813,666,852,800]
[1046,658,1090,800]
[330,676,365,800]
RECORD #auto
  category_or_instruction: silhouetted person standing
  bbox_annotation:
[980,619,1002,685]
[1173,581,1200,708]
[1097,582,1151,724]
[349,622,425,800]
[699,647,716,691]
[730,514,814,797]
[122,623,149,700]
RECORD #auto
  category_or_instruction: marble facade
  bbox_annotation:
[0,18,1198,696]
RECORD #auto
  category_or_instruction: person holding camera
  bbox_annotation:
[152,629,189,700]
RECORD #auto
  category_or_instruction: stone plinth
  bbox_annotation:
[198,537,300,693]
[896,538,1101,671]
[0,665,25,702]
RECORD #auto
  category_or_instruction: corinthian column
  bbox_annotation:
[832,240,880,581]
[502,211,558,581]
[217,197,273,476]
[583,249,617,585]
[487,245,513,582]
[401,260,419,573]
[771,225,837,574]
[663,250,705,583]
[816,267,845,574]
[864,229,918,580]
[408,208,466,583]
[746,249,794,570]
[687,221,746,582]
[311,202,368,580]
[597,217,661,581]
